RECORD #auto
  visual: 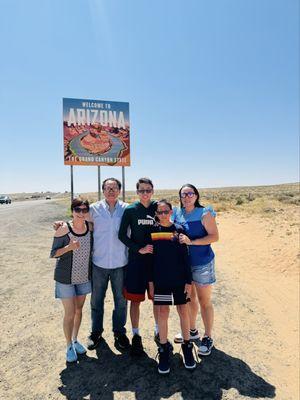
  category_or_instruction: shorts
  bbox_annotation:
[123,255,152,302]
[55,281,91,299]
[192,259,216,286]
[153,286,190,305]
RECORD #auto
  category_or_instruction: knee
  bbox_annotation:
[199,298,212,309]
[177,304,188,317]
[64,311,75,322]
[159,307,169,319]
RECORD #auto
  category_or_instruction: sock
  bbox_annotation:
[190,328,197,333]
[154,324,159,335]
[132,327,140,336]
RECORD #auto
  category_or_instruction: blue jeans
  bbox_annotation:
[91,264,127,335]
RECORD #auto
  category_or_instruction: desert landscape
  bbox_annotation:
[0,183,299,400]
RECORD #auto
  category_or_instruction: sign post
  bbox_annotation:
[122,166,125,202]
[97,166,101,201]
[70,165,74,201]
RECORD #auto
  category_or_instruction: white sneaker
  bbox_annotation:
[174,329,200,344]
[73,340,87,355]
[66,343,78,362]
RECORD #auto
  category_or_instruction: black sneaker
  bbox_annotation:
[181,342,196,370]
[189,329,200,341]
[87,332,103,350]
[114,333,130,350]
[154,333,174,353]
[130,334,144,356]
[157,344,170,374]
[198,336,214,356]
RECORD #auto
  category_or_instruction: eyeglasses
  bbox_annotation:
[73,207,89,214]
[180,192,195,199]
[137,189,152,194]
[104,186,119,192]
[156,210,170,215]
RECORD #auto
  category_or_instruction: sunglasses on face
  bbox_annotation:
[180,192,195,199]
[73,207,89,214]
[137,189,152,194]
[156,210,170,215]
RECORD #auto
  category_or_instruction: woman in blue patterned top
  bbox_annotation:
[172,184,219,356]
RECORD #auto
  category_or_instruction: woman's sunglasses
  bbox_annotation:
[180,192,195,199]
[73,207,89,214]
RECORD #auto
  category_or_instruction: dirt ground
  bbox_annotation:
[0,199,298,400]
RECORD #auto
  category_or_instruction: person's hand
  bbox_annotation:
[149,282,154,299]
[179,233,192,245]
[53,221,63,231]
[138,245,153,254]
[68,239,80,251]
[184,284,192,299]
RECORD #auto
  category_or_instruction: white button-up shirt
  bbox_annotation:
[90,199,128,269]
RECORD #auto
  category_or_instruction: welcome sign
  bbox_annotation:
[63,98,130,166]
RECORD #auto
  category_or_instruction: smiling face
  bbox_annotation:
[180,186,197,210]
[103,179,120,203]
[137,183,153,204]
[156,202,172,225]
[72,205,89,221]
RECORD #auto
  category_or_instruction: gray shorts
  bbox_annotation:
[55,281,91,299]
[191,259,216,286]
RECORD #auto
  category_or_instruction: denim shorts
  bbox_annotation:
[55,281,91,299]
[191,259,216,286]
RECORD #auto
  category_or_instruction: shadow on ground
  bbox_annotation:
[59,341,275,400]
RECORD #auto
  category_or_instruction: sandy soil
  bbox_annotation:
[0,200,298,400]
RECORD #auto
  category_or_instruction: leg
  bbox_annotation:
[61,298,76,345]
[130,301,141,329]
[188,283,199,331]
[158,306,169,344]
[72,295,86,341]
[90,265,109,335]
[196,285,214,337]
[176,304,190,341]
[110,267,127,335]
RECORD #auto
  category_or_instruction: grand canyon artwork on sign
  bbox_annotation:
[63,98,130,166]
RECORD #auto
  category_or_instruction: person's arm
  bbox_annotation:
[118,208,141,253]
[50,225,79,258]
[179,212,219,246]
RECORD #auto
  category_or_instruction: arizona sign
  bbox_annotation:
[63,98,130,166]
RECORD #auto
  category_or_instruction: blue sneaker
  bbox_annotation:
[198,336,214,356]
[66,343,77,363]
[157,344,170,374]
[73,340,87,355]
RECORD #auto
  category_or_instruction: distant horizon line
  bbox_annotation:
[5,182,299,195]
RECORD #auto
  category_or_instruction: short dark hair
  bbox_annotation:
[156,199,172,210]
[102,178,122,191]
[71,197,90,211]
[136,177,154,190]
[179,183,202,208]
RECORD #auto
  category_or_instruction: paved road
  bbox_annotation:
[0,199,57,214]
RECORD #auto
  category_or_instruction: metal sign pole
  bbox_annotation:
[98,166,101,201]
[70,165,74,201]
[122,166,125,202]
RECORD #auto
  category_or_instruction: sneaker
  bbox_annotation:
[157,344,170,374]
[114,333,130,350]
[130,334,144,356]
[174,333,184,344]
[87,332,103,350]
[154,333,174,352]
[66,343,77,363]
[189,329,200,341]
[174,329,200,344]
[198,336,214,356]
[181,342,196,370]
[73,340,87,355]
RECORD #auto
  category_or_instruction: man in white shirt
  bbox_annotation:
[87,178,130,350]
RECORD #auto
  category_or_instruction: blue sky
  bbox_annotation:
[0,0,299,193]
